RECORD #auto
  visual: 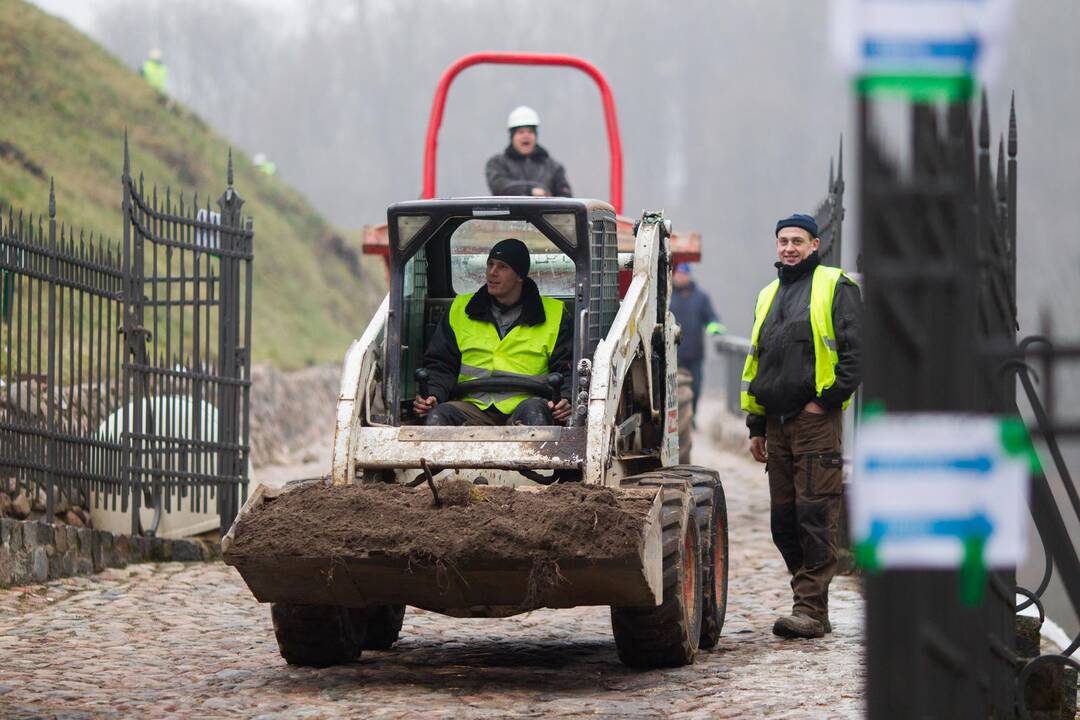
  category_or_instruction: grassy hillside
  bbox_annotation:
[0,0,385,369]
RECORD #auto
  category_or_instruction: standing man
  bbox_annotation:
[670,262,725,415]
[486,106,573,198]
[140,48,167,94]
[742,213,861,639]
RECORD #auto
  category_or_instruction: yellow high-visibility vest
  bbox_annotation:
[141,59,167,93]
[741,264,852,415]
[449,293,563,413]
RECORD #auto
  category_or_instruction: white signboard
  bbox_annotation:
[829,0,1013,93]
[850,414,1028,570]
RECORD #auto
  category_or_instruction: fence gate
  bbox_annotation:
[0,140,252,537]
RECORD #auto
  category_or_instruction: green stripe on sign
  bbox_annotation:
[856,73,975,102]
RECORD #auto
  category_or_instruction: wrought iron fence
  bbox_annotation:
[0,139,253,536]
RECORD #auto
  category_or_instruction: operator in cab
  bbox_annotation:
[485,106,573,198]
[414,238,574,426]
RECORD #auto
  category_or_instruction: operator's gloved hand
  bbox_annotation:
[706,321,727,336]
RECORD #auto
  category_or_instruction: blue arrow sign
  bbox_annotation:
[864,454,994,474]
[868,513,993,543]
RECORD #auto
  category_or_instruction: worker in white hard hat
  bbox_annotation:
[485,106,572,197]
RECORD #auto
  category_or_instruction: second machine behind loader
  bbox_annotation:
[222,54,729,670]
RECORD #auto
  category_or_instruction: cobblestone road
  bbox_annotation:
[0,413,865,719]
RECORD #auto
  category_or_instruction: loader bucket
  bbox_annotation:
[221,480,664,613]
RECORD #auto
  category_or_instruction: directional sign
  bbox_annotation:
[850,414,1029,572]
[830,0,1014,100]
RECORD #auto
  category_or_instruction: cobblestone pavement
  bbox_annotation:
[0,409,864,719]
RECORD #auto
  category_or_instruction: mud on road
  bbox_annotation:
[0,414,864,719]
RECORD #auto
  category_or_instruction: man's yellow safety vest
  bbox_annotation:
[141,59,167,93]
[449,293,564,414]
[741,264,852,415]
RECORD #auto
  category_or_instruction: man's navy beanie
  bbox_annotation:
[489,238,531,278]
[775,213,819,238]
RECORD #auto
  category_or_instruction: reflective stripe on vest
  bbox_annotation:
[449,293,564,413]
[740,264,852,415]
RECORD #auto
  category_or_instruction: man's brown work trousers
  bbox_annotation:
[766,408,844,624]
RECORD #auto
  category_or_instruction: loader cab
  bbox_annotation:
[383,197,620,425]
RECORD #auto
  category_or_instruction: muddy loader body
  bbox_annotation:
[222,53,728,670]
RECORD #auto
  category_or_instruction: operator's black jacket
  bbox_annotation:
[422,278,574,406]
[746,252,862,438]
[485,144,573,197]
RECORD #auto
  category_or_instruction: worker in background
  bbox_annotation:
[253,153,277,177]
[414,238,573,426]
[140,48,167,94]
[486,106,572,197]
[742,213,861,640]
[670,262,725,416]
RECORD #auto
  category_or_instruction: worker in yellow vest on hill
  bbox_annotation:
[140,48,167,94]
[414,238,573,427]
[742,213,862,640]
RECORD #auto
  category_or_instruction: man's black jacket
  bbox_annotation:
[422,278,574,405]
[485,144,572,197]
[746,252,862,438]
[670,280,720,367]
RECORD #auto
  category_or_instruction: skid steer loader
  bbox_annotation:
[221,53,727,670]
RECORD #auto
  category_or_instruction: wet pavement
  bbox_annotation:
[0,411,864,719]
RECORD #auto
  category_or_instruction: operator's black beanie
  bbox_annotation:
[489,238,530,278]
[775,213,819,238]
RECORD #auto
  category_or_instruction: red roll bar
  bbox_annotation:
[422,52,623,215]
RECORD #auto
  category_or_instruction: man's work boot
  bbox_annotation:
[772,613,825,639]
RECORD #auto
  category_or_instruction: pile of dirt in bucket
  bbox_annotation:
[227,479,654,569]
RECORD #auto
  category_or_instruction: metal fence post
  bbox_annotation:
[861,95,1018,718]
[45,180,58,521]
[216,151,244,536]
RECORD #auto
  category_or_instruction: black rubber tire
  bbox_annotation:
[610,480,703,668]
[623,467,729,649]
[676,369,694,464]
[270,603,363,667]
[675,466,729,649]
[359,604,406,650]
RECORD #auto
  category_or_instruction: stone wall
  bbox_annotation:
[248,363,340,468]
[0,517,218,588]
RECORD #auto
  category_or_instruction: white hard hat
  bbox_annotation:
[149,48,162,61]
[507,105,540,130]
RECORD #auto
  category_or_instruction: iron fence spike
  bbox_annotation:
[996,136,1006,201]
[228,148,234,187]
[123,129,130,174]
[979,90,990,149]
[837,135,843,182]
[49,178,56,218]
[1008,93,1017,158]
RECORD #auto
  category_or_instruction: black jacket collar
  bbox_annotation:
[504,144,551,161]
[775,251,820,285]
[465,277,546,326]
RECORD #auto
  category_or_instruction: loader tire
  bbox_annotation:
[270,603,363,667]
[359,604,406,650]
[674,466,729,649]
[610,482,702,668]
[676,369,694,464]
